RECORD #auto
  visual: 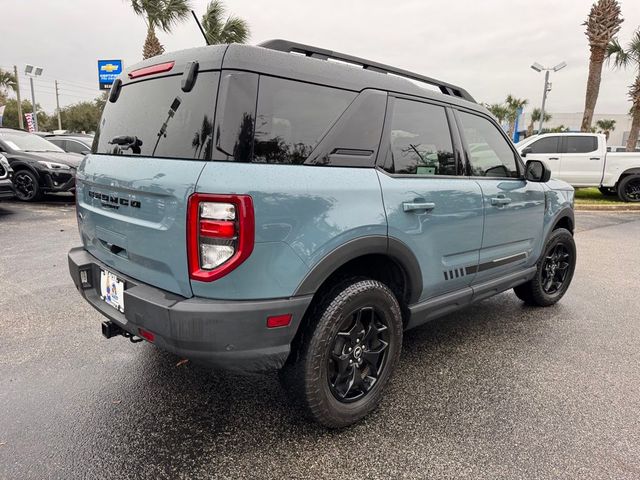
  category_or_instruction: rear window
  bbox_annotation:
[563,136,597,154]
[93,71,219,160]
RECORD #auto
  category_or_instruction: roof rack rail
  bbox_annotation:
[258,39,476,103]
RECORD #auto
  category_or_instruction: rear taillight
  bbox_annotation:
[187,193,255,282]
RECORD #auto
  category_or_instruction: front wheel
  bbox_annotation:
[617,175,640,202]
[514,228,576,306]
[13,170,42,202]
[280,278,403,428]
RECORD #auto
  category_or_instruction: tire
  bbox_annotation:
[280,278,403,428]
[617,175,640,202]
[598,186,617,197]
[13,169,42,202]
[513,228,576,307]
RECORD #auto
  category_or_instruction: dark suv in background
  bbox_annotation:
[0,128,81,201]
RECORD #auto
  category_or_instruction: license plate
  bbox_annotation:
[100,269,125,313]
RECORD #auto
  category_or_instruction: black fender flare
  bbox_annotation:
[294,235,423,304]
[550,206,575,234]
[8,160,41,178]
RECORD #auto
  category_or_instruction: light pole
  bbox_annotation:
[530,61,566,134]
[24,64,43,131]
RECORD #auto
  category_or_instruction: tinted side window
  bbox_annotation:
[94,71,219,160]
[253,77,355,164]
[458,111,519,178]
[384,99,456,175]
[528,136,559,154]
[563,136,597,154]
[66,140,88,154]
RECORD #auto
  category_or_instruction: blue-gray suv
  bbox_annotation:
[68,40,576,427]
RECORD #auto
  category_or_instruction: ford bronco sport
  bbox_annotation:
[68,40,576,428]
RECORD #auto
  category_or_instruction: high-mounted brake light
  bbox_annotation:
[128,61,175,79]
[187,193,255,282]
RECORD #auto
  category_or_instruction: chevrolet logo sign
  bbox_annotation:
[100,63,120,73]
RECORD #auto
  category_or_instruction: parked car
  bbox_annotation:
[68,40,576,428]
[517,133,640,201]
[0,128,81,201]
[0,154,15,200]
[46,134,93,155]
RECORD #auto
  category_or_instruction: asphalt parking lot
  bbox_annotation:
[1,197,640,480]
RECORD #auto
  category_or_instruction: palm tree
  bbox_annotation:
[505,94,528,139]
[485,103,509,126]
[0,69,17,95]
[580,0,623,132]
[607,29,640,151]
[129,0,192,60]
[201,0,250,45]
[527,108,552,137]
[595,118,616,139]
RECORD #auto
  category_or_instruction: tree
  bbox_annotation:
[527,108,552,137]
[595,118,616,139]
[485,103,509,126]
[0,68,17,106]
[201,0,250,45]
[59,101,103,133]
[580,0,623,132]
[505,94,528,139]
[607,29,640,151]
[0,99,53,131]
[129,0,191,60]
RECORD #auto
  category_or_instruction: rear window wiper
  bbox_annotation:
[109,135,143,154]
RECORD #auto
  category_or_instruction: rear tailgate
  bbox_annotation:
[78,47,226,297]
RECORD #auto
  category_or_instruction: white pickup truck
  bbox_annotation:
[516,133,640,202]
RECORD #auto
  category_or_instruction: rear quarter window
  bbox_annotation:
[93,71,219,160]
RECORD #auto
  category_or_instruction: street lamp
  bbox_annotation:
[530,61,566,133]
[24,64,43,132]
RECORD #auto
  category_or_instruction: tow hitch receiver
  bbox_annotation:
[102,321,124,339]
[101,321,144,343]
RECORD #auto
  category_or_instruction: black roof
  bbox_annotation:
[120,40,484,113]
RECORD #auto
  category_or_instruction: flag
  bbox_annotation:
[0,105,5,127]
[24,112,35,133]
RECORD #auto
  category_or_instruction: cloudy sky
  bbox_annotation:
[1,0,638,115]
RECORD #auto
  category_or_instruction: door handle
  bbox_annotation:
[548,157,559,160]
[491,196,512,206]
[403,201,435,212]
[590,157,601,161]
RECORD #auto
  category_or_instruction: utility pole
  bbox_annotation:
[13,65,23,130]
[538,70,550,133]
[55,80,62,131]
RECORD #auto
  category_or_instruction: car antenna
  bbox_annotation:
[192,10,210,46]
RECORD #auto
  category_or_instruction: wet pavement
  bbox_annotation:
[1,197,639,479]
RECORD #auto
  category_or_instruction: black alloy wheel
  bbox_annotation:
[13,170,41,202]
[327,306,390,403]
[540,244,571,295]
[618,176,640,202]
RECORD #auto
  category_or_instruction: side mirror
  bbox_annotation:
[525,160,551,182]
[521,146,532,158]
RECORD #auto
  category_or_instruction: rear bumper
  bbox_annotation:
[68,247,312,372]
[0,179,14,199]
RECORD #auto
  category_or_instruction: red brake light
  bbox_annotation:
[128,61,175,79]
[267,314,292,329]
[187,193,255,282]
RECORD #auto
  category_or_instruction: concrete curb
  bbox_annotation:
[575,203,640,211]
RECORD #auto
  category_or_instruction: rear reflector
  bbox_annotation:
[138,328,155,342]
[267,314,292,329]
[129,61,175,79]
